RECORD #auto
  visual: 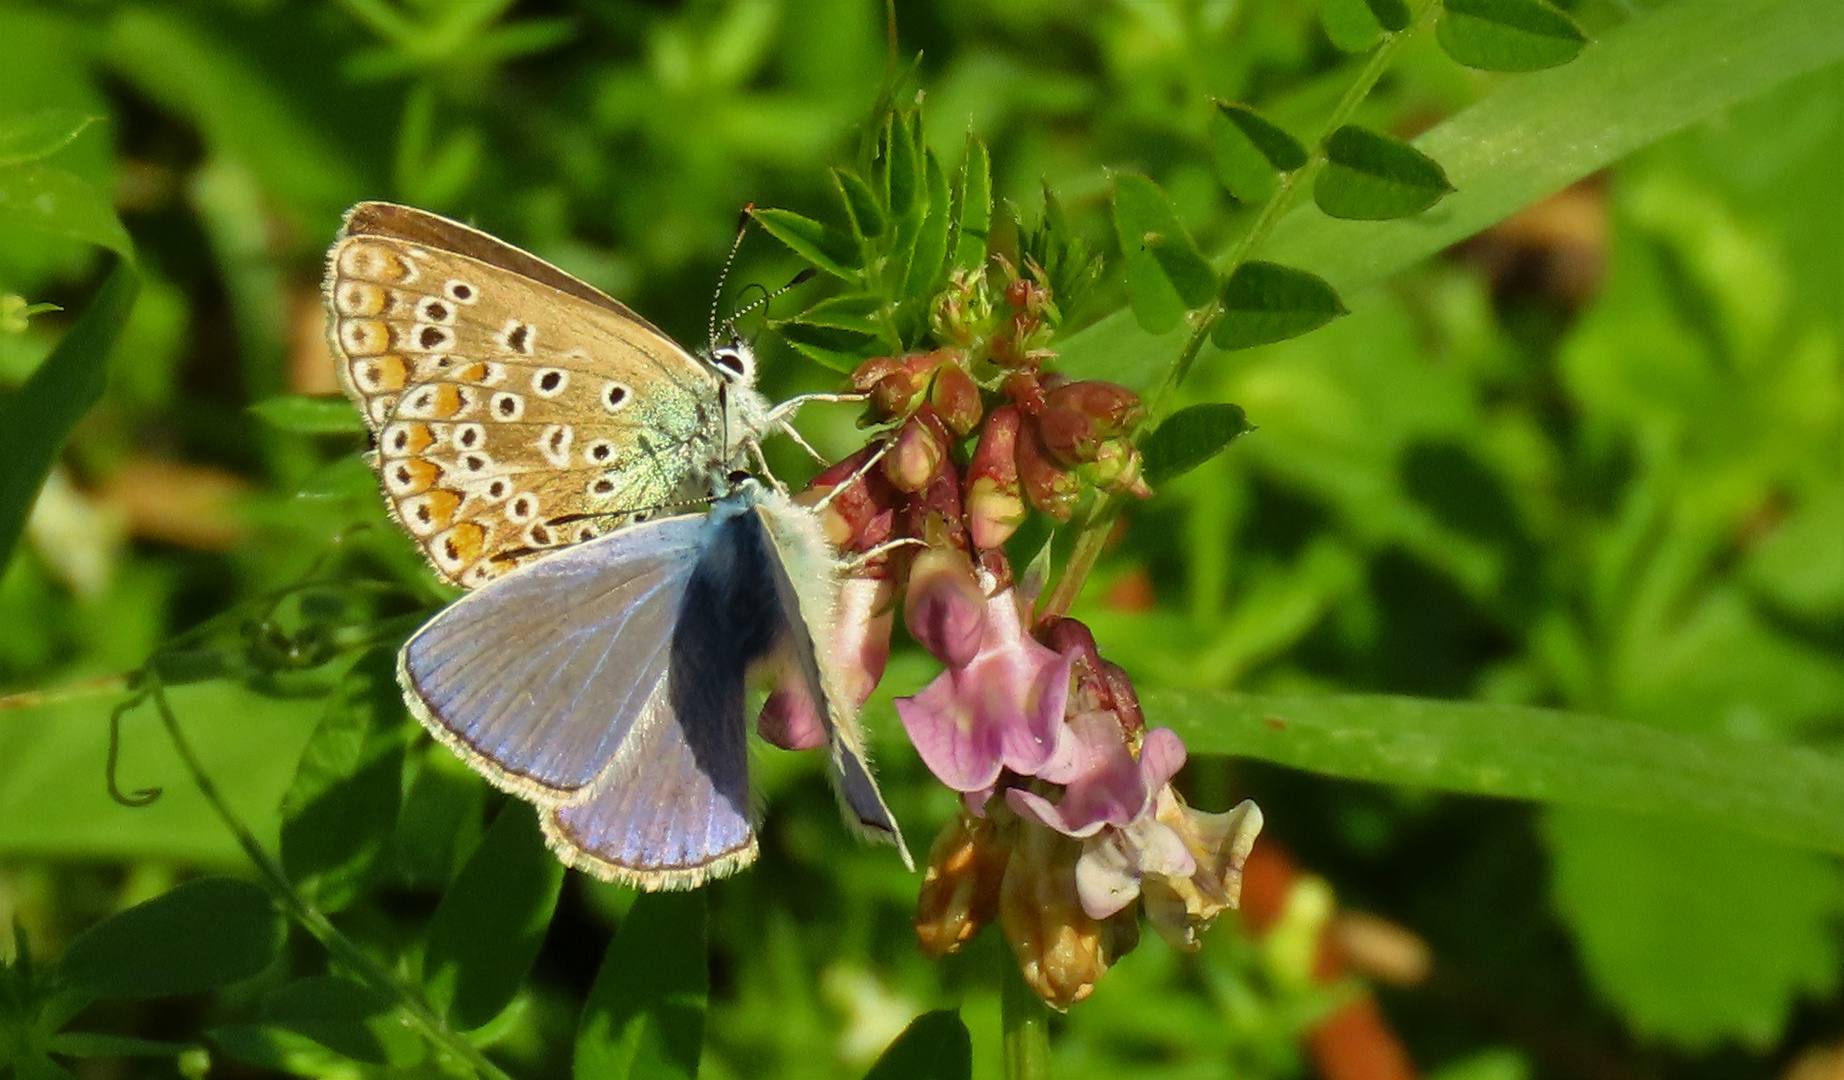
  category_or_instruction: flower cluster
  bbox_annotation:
[770,260,1261,1009]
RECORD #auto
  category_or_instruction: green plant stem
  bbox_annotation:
[140,678,514,1080]
[1152,0,1434,414]
[1038,499,1113,623]
[1001,954,1052,1080]
[1050,0,1436,616]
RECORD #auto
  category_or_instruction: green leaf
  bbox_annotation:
[749,208,860,280]
[777,319,882,372]
[393,748,485,888]
[1113,174,1216,333]
[208,1024,359,1077]
[1152,690,1844,858]
[862,1011,971,1080]
[1062,0,1844,391]
[422,800,566,1030]
[1366,0,1413,31]
[1546,808,1842,1048]
[1371,0,1408,31]
[886,112,923,230]
[1270,0,1839,292]
[249,396,365,435]
[279,649,407,913]
[61,878,283,999]
[575,891,707,1080]
[1437,0,1586,71]
[950,134,992,272]
[1321,0,1385,52]
[0,163,132,257]
[262,976,421,1066]
[787,294,886,337]
[44,1033,193,1058]
[1211,261,1348,349]
[0,109,100,167]
[904,150,953,298]
[0,679,328,865]
[834,168,885,242]
[1314,126,1455,220]
[0,260,137,573]
[1217,102,1305,174]
[1140,404,1253,485]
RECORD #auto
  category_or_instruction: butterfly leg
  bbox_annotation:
[760,391,868,429]
[775,420,828,465]
[839,537,926,576]
[812,435,895,514]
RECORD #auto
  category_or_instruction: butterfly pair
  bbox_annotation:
[325,202,909,888]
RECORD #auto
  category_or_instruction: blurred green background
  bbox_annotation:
[0,1,1840,1078]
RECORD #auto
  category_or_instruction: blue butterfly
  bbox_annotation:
[398,476,912,889]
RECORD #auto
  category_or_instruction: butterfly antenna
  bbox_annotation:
[728,267,819,343]
[709,205,754,353]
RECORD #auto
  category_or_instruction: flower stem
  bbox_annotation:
[1001,954,1053,1080]
[138,678,514,1080]
[1047,0,1437,616]
[1149,0,1437,417]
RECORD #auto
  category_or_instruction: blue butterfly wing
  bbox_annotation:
[398,514,707,802]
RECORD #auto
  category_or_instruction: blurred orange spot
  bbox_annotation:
[100,458,248,551]
[1308,996,1418,1080]
[1102,567,1155,611]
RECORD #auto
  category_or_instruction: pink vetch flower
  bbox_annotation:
[894,588,1079,795]
[759,574,896,751]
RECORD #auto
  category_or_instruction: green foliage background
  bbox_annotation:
[0,0,1839,1078]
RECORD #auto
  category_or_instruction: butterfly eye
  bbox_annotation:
[710,347,749,382]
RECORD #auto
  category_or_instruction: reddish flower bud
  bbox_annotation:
[850,355,904,393]
[967,407,1028,550]
[929,364,984,436]
[1001,372,1046,414]
[1015,419,1080,522]
[884,407,950,493]
[1005,277,1033,310]
[901,466,968,556]
[1044,380,1143,433]
[905,545,987,668]
[1036,404,1099,467]
[805,445,899,553]
[1100,660,1146,737]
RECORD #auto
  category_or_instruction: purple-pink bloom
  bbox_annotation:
[1006,722,1186,838]
[904,545,987,667]
[895,588,1077,794]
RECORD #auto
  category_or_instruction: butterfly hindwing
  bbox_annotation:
[326,203,731,587]
[541,497,778,888]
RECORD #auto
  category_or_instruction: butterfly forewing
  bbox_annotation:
[326,203,731,586]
